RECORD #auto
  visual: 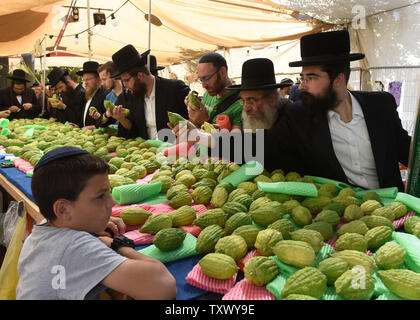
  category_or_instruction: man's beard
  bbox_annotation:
[300,83,340,114]
[131,78,147,98]
[242,100,279,133]
[85,85,98,100]
[63,84,73,96]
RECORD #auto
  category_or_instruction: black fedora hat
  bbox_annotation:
[279,78,294,88]
[226,58,282,91]
[149,55,164,74]
[111,45,150,78]
[47,67,68,87]
[76,61,100,76]
[7,69,30,83]
[289,30,365,67]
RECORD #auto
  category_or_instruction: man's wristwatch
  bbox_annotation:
[110,235,135,251]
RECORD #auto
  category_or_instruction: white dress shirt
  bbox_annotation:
[16,95,22,104]
[144,77,158,140]
[82,88,98,127]
[327,91,380,190]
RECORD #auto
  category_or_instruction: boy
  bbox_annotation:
[16,147,177,300]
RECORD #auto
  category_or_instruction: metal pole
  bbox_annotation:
[147,0,151,71]
[87,0,92,60]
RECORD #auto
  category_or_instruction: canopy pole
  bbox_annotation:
[87,0,92,60]
[147,0,151,71]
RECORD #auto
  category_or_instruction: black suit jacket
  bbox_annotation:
[118,77,190,139]
[264,91,411,191]
[50,84,86,125]
[0,87,41,120]
[80,86,108,127]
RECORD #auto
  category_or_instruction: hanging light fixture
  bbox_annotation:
[111,13,118,27]
[74,34,79,45]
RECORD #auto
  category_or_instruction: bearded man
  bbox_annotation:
[265,30,411,191]
[75,61,107,129]
[46,67,86,125]
[109,45,190,140]
[0,69,41,120]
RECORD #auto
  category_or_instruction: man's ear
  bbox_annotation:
[53,199,73,221]
[219,66,227,79]
[333,73,346,88]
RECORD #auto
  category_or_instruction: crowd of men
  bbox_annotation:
[0,30,411,191]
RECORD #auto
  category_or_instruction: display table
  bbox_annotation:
[0,159,218,300]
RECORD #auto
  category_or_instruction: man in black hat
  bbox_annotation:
[76,61,107,128]
[278,78,294,99]
[0,69,41,120]
[170,58,286,162]
[46,67,86,125]
[185,52,243,132]
[149,55,164,77]
[109,45,189,140]
[265,30,411,191]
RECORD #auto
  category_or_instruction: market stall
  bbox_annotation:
[0,117,420,300]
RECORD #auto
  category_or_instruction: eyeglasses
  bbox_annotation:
[120,75,133,84]
[298,74,327,85]
[196,67,221,84]
[83,77,97,83]
[238,96,266,108]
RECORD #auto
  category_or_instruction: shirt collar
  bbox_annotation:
[145,76,156,100]
[328,91,364,120]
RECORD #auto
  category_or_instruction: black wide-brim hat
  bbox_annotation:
[7,69,30,83]
[289,30,365,67]
[47,67,68,87]
[149,55,165,73]
[279,78,294,89]
[110,44,151,78]
[226,58,282,91]
[76,61,100,76]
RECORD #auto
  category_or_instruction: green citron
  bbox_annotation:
[335,233,368,252]
[232,225,260,250]
[188,91,201,110]
[118,207,152,226]
[374,242,406,270]
[332,250,376,274]
[290,229,324,253]
[273,240,316,268]
[377,269,420,300]
[335,269,375,300]
[139,213,172,234]
[214,235,248,261]
[104,100,115,112]
[244,256,279,286]
[195,224,225,253]
[254,228,283,256]
[89,106,98,114]
[203,121,217,133]
[281,267,327,299]
[153,228,187,251]
[199,253,239,280]
[317,257,349,286]
[168,205,196,227]
[168,111,188,127]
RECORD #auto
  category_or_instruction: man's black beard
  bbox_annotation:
[132,79,147,99]
[300,84,340,114]
[65,84,74,96]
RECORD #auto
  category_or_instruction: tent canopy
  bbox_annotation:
[0,0,333,65]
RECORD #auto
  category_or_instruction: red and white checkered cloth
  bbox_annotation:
[186,263,238,294]
[393,212,415,229]
[222,278,276,300]
[124,229,155,245]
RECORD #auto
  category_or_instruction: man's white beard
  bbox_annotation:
[242,101,278,133]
